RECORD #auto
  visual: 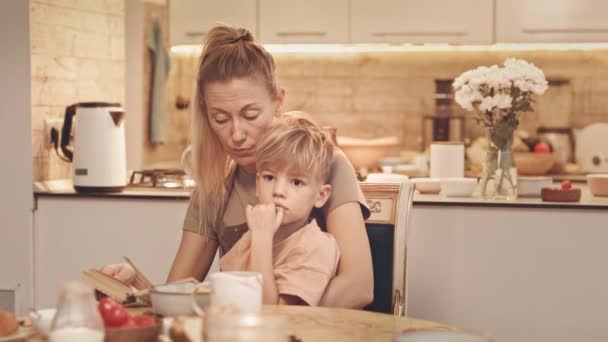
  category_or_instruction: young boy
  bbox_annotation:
[219,113,339,306]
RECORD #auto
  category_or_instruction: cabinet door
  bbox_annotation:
[496,0,608,43]
[259,0,349,43]
[170,0,257,46]
[34,197,219,308]
[351,0,493,44]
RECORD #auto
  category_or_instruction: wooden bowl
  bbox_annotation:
[105,318,161,342]
[541,187,581,202]
[513,152,555,175]
[337,136,399,170]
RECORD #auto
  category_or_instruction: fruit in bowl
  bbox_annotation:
[541,180,581,202]
[98,297,161,342]
[513,152,555,175]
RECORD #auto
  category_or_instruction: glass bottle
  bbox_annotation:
[49,281,105,342]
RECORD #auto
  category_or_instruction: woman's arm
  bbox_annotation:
[319,202,374,308]
[167,230,218,282]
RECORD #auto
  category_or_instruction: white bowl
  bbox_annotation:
[587,174,608,196]
[29,308,56,336]
[518,176,553,197]
[365,173,409,183]
[411,178,441,194]
[150,281,210,317]
[440,178,478,197]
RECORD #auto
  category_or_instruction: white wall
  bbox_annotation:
[0,0,34,315]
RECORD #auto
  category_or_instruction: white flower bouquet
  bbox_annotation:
[452,58,548,199]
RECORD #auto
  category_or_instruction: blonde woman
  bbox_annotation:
[103,25,373,308]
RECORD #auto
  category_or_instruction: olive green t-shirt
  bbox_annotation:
[182,149,370,255]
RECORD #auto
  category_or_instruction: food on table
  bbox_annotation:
[560,180,572,190]
[98,297,155,329]
[0,310,19,337]
[98,297,129,327]
[170,316,202,342]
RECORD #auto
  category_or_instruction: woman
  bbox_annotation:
[104,25,373,308]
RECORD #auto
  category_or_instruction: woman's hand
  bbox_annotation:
[245,204,283,239]
[100,263,136,284]
[320,202,374,308]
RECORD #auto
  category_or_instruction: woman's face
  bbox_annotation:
[204,76,284,172]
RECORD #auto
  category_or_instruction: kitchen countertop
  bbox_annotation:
[34,180,608,209]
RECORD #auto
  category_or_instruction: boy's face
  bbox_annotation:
[256,166,331,227]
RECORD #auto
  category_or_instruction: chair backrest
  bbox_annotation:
[360,180,414,316]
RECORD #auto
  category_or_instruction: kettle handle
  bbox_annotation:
[60,104,77,162]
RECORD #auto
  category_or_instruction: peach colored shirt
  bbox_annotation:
[219,220,340,306]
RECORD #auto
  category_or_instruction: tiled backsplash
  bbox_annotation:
[31,0,124,181]
[153,49,608,167]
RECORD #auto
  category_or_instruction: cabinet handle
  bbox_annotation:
[522,28,608,34]
[276,31,327,37]
[367,200,382,214]
[371,31,467,37]
[185,31,207,37]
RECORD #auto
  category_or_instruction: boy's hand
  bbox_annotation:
[245,204,283,239]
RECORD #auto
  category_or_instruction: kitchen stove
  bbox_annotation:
[128,169,195,189]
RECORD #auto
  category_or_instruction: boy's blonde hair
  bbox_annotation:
[256,112,335,184]
[190,25,278,232]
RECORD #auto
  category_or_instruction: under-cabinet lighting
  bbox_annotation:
[171,43,608,56]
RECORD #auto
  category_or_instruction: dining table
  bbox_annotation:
[20,305,458,342]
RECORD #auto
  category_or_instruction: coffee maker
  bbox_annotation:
[421,79,465,149]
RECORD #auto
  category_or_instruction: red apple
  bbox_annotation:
[533,142,551,153]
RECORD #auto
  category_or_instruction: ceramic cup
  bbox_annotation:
[208,272,263,314]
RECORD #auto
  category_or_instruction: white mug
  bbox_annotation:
[208,272,263,313]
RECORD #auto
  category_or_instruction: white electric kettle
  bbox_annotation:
[59,102,127,192]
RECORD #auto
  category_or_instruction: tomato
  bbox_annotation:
[133,315,156,327]
[533,142,551,153]
[98,298,129,327]
[561,180,572,190]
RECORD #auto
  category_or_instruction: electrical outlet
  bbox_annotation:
[43,118,64,149]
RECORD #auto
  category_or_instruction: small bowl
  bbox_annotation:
[150,281,210,317]
[587,174,608,196]
[337,136,399,170]
[541,188,581,202]
[440,178,478,197]
[513,152,555,175]
[105,318,161,342]
[518,176,553,197]
[29,308,56,336]
[412,178,441,194]
[365,173,409,183]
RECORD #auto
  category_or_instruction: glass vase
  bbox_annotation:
[479,127,518,200]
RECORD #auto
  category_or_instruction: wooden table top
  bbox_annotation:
[262,305,453,342]
[21,305,455,342]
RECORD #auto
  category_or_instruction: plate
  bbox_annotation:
[395,330,490,342]
[0,327,31,342]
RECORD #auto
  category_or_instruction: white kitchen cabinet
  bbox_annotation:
[350,0,493,44]
[34,196,219,308]
[169,0,257,46]
[408,204,608,342]
[259,0,349,44]
[496,0,608,43]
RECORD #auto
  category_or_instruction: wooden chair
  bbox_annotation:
[360,180,414,316]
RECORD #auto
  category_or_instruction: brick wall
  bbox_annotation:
[151,48,608,167]
[31,0,125,181]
